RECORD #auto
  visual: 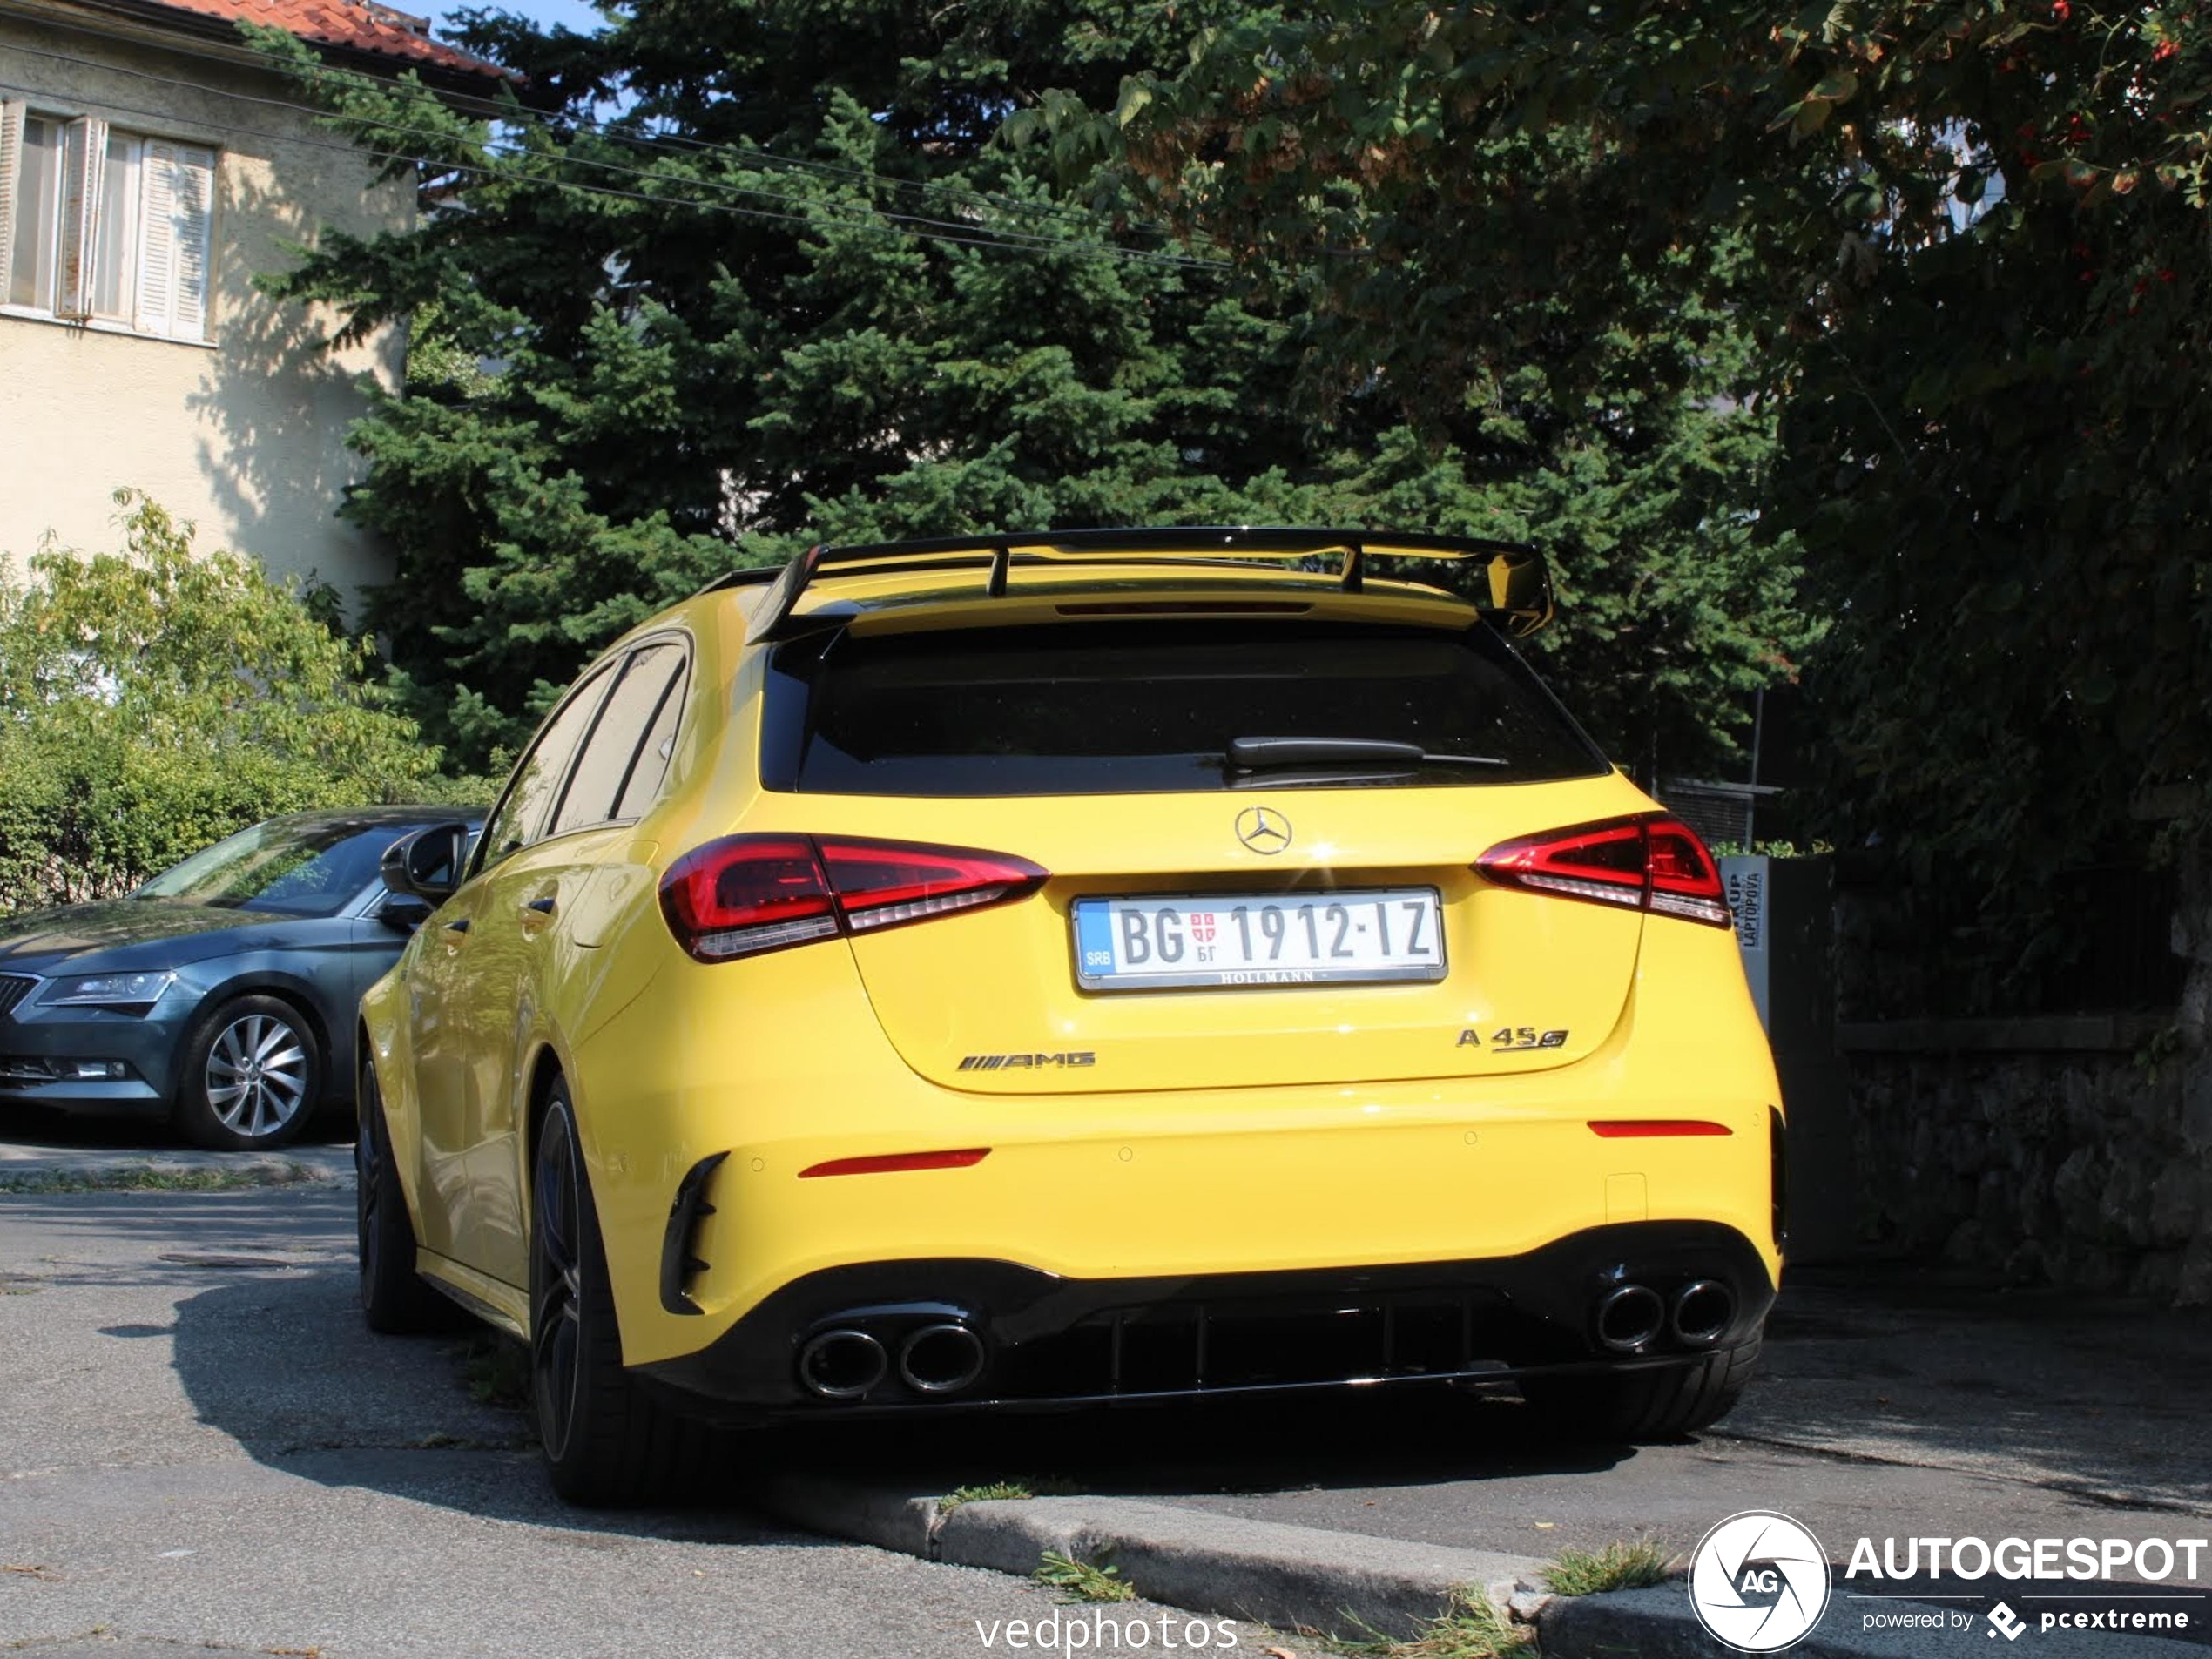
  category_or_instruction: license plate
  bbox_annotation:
[1071,889,1447,991]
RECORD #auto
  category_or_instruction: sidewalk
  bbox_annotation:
[0,1108,353,1188]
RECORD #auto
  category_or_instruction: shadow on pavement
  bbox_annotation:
[127,1186,2209,1558]
[1724,1265,2212,1516]
[0,1100,352,1151]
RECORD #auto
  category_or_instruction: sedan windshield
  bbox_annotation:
[134,819,416,917]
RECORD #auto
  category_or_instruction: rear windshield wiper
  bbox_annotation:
[1226,736,1508,772]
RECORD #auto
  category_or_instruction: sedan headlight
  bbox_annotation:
[42,971,177,1009]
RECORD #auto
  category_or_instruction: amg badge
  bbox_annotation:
[959,1051,1097,1071]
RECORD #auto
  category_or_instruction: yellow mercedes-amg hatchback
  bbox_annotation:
[356,529,1784,1502]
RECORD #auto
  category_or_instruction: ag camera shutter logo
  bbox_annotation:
[1689,1511,1832,1651]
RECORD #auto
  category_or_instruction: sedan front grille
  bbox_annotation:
[0,975,36,1021]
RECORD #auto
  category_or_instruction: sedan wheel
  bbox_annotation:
[174,995,322,1150]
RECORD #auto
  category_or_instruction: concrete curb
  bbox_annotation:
[0,1141,353,1188]
[753,1474,1543,1641]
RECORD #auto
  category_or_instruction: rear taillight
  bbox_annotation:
[1474,813,1730,927]
[658,834,1047,961]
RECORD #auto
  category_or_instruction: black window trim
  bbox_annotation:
[608,639,691,822]
[509,630,696,860]
[470,658,622,879]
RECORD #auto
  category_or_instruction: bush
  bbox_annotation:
[0,491,475,914]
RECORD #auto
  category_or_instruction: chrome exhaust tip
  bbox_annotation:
[1595,1284,1666,1352]
[1670,1279,1735,1345]
[798,1328,887,1399]
[898,1322,987,1395]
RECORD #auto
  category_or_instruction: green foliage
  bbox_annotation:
[0,492,445,913]
[1033,1548,1136,1603]
[253,0,1806,779]
[1338,1584,1534,1659]
[1541,1539,1674,1597]
[1065,0,2212,923]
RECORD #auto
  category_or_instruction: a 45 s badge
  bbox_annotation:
[1455,1025,1569,1050]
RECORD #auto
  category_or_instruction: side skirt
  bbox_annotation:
[416,1248,529,1339]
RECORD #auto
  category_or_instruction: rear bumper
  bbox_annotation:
[636,1220,1774,1418]
[563,906,1784,1376]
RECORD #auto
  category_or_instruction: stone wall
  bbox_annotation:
[1834,857,2212,1306]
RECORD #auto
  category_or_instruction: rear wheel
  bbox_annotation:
[531,1082,711,1505]
[173,995,321,1150]
[1522,1339,1760,1440]
[356,1058,463,1334]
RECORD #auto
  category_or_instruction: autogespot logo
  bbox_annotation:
[1689,1511,1832,1652]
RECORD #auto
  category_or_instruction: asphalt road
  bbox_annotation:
[806,1271,2212,1601]
[4,1158,2209,1656]
[0,1185,1210,1658]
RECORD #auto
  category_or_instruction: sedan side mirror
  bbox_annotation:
[381,823,470,902]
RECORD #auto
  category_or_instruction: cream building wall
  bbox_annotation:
[0,0,411,605]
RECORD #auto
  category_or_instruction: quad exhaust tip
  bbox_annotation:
[1670,1279,1735,1345]
[1595,1284,1666,1352]
[899,1322,987,1395]
[798,1328,887,1399]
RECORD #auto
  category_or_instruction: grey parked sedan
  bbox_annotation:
[0,807,479,1150]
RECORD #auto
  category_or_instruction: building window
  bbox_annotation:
[0,105,214,343]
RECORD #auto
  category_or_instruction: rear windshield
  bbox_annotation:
[761,620,1607,797]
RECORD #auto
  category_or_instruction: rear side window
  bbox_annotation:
[550,641,687,837]
[761,621,1606,798]
[480,662,616,867]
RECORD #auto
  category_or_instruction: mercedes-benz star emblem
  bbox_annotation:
[1235,806,1293,855]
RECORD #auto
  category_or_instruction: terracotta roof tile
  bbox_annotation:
[149,0,514,82]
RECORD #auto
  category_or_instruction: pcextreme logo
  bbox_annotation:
[1689,1511,1832,1652]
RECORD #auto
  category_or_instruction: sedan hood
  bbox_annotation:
[0,900,307,976]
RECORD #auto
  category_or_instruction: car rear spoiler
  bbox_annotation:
[700,527,1554,644]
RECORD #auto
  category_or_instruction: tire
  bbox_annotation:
[356,1057,464,1335]
[172,995,322,1150]
[531,1082,712,1505]
[1522,1339,1761,1440]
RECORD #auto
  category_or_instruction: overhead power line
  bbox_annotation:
[7,9,1160,240]
[2,56,1222,272]
[3,69,1222,272]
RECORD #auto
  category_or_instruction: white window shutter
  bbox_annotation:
[135,140,213,341]
[0,102,22,300]
[56,115,107,319]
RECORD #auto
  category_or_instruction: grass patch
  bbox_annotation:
[939,1474,1080,1515]
[456,1332,531,1412]
[1541,1539,1674,1597]
[941,1480,1035,1514]
[1336,1586,1533,1659]
[1034,1548,1137,1604]
[0,1163,320,1195]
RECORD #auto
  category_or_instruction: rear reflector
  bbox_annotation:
[799,1148,993,1178]
[1474,813,1731,927]
[660,835,1046,961]
[1588,1120,1733,1137]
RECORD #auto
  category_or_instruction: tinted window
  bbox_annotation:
[615,651,687,820]
[482,664,615,867]
[763,621,1605,798]
[137,818,439,917]
[550,643,685,837]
